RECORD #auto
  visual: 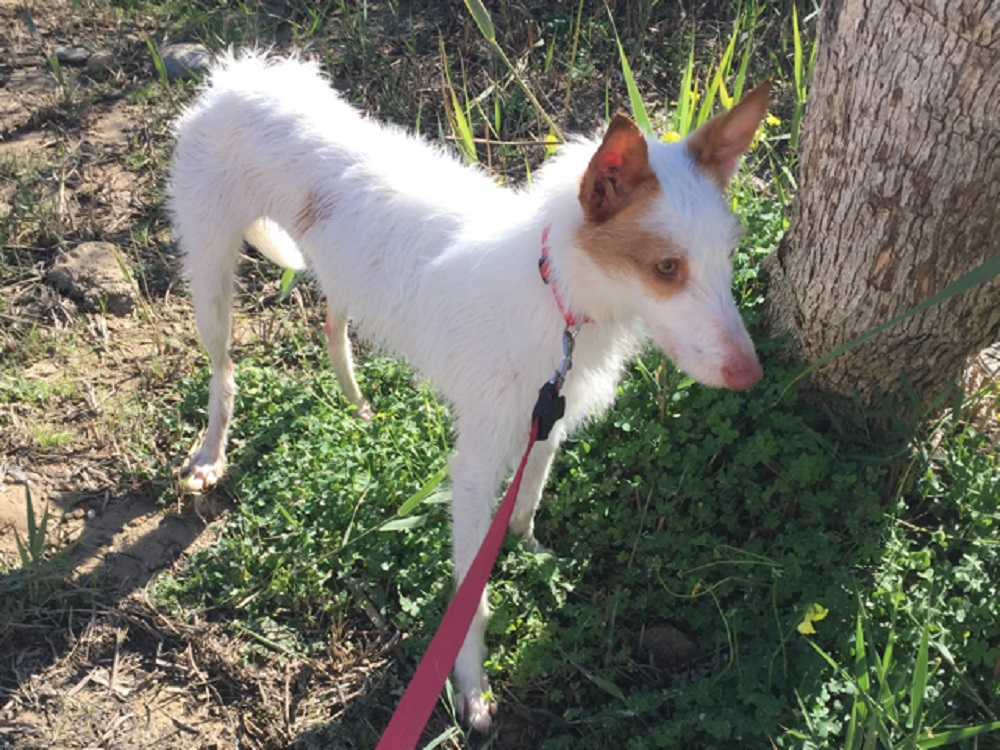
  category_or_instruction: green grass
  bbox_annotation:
[5,0,992,747]
[159,328,1000,747]
[154,337,456,656]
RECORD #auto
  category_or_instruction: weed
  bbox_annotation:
[798,589,1000,748]
[789,3,818,150]
[1,487,67,609]
[30,423,75,452]
[13,487,50,570]
[0,373,77,407]
[783,253,1000,398]
[439,37,478,165]
[607,7,654,135]
[145,35,173,97]
[464,0,564,140]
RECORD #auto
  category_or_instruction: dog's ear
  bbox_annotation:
[579,114,655,223]
[686,80,771,185]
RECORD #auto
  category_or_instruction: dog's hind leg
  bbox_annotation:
[180,225,244,492]
[324,303,371,420]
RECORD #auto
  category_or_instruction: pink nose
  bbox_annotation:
[722,358,763,390]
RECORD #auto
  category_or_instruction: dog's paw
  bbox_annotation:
[181,458,226,493]
[456,689,496,733]
[356,401,373,422]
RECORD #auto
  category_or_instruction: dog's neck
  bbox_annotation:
[538,224,593,329]
[511,146,642,345]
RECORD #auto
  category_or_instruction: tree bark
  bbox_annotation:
[765,0,1000,409]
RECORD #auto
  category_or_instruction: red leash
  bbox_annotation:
[375,421,539,749]
[376,229,585,748]
[376,381,571,749]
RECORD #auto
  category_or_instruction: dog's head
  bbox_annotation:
[574,82,770,390]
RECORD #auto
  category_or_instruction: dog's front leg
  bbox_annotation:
[449,446,504,732]
[508,425,565,553]
[184,292,237,492]
[184,357,235,490]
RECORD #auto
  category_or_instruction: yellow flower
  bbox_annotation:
[545,131,560,158]
[662,131,682,143]
[765,113,782,127]
[797,603,829,635]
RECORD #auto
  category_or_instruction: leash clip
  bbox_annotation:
[532,322,583,441]
[552,321,582,390]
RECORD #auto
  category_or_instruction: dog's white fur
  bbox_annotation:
[169,52,767,730]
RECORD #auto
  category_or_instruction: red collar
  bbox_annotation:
[538,226,593,328]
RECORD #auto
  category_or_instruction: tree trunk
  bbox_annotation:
[764,0,1000,410]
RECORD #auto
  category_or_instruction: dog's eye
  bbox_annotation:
[655,259,679,277]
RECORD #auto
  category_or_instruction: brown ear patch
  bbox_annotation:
[579,114,658,223]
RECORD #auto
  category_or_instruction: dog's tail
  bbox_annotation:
[244,218,307,271]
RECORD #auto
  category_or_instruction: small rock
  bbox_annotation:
[159,43,211,80]
[636,624,700,669]
[45,241,138,316]
[86,49,116,74]
[54,46,91,66]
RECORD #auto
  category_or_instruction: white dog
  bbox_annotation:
[169,52,768,731]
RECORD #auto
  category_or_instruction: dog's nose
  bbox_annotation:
[722,358,763,390]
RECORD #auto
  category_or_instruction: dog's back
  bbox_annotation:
[169,53,524,355]
[170,53,500,263]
